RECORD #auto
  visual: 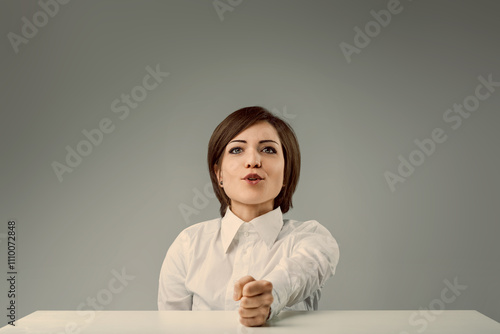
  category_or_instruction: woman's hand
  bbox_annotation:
[233,275,273,327]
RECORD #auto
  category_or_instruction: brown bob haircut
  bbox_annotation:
[207,106,301,217]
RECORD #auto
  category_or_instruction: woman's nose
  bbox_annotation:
[245,150,261,168]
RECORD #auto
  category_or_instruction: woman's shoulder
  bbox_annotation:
[282,218,332,235]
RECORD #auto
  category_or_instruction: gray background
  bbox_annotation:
[1,0,499,326]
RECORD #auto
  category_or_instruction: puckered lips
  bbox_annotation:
[242,173,263,185]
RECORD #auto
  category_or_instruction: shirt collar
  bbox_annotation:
[220,206,284,253]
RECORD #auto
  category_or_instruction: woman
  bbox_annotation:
[158,106,340,327]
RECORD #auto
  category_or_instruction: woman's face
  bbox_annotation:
[215,121,285,212]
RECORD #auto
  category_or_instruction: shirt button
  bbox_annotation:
[244,232,249,237]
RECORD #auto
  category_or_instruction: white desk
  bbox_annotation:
[1,310,499,333]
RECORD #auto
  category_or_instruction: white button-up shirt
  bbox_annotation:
[157,206,340,320]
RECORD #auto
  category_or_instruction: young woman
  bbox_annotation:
[158,106,340,327]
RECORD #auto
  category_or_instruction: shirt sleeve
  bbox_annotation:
[262,221,340,320]
[158,229,193,310]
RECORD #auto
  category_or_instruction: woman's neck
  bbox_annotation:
[229,200,274,222]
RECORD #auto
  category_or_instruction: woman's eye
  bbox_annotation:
[229,147,242,154]
[263,147,277,154]
[228,147,276,154]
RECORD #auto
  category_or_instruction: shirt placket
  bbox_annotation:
[225,223,253,310]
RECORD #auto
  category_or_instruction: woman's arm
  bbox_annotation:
[262,220,340,319]
[158,230,193,310]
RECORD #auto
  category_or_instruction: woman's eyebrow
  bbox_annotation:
[229,139,279,145]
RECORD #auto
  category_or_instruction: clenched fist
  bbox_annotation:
[233,275,273,327]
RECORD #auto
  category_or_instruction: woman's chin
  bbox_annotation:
[233,198,272,206]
